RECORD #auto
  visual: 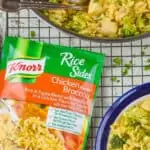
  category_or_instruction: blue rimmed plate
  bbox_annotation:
[95,82,150,150]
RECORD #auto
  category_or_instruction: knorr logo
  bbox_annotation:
[60,52,92,80]
[5,58,45,79]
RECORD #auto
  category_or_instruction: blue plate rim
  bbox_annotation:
[95,82,150,150]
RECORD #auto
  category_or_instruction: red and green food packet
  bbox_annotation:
[0,36,105,150]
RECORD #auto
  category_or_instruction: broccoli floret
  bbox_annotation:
[124,116,140,127]
[113,57,122,66]
[110,135,125,149]
[48,10,68,26]
[136,15,145,30]
[136,15,150,33]
[125,107,150,125]
[121,16,138,37]
[67,12,89,32]
[122,68,129,76]
[122,61,132,76]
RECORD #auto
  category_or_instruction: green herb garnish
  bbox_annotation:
[30,31,36,37]
[124,63,131,69]
[122,68,129,76]
[111,77,120,82]
[122,61,132,76]
[144,65,150,71]
[141,50,146,56]
[144,57,150,71]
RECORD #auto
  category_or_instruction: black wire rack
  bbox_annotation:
[6,9,150,150]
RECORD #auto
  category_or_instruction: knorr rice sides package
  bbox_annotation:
[0,36,105,150]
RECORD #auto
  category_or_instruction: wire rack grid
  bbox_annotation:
[5,9,150,150]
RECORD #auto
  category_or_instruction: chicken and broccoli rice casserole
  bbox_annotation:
[108,97,150,150]
[44,0,150,38]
